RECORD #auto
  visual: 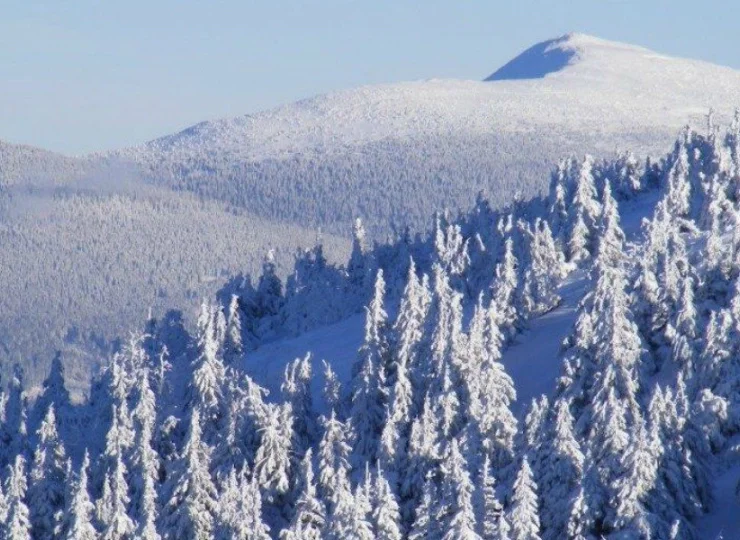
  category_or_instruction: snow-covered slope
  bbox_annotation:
[119,33,740,234]
[4,32,740,394]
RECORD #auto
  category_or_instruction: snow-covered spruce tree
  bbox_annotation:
[161,408,218,540]
[280,449,326,540]
[129,367,161,538]
[322,360,342,413]
[323,472,373,540]
[281,354,317,453]
[1,365,29,469]
[671,275,699,378]
[596,181,626,271]
[522,218,564,317]
[438,439,482,540]
[216,468,270,540]
[28,405,67,540]
[400,392,441,525]
[379,259,426,475]
[317,410,353,513]
[97,452,135,540]
[537,399,584,540]
[372,466,403,540]
[64,452,97,540]
[253,401,293,504]
[187,301,227,443]
[469,296,518,471]
[347,217,374,306]
[4,455,31,540]
[434,215,471,292]
[664,131,693,219]
[508,456,541,540]
[223,294,244,367]
[476,454,505,540]
[350,269,390,466]
[548,158,573,243]
[565,155,601,263]
[31,352,71,436]
[491,238,520,340]
[408,473,440,540]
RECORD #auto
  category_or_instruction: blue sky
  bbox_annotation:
[2,0,738,154]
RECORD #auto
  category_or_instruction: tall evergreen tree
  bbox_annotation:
[64,453,97,540]
[28,405,67,540]
[350,270,390,466]
[161,409,218,540]
[509,457,541,540]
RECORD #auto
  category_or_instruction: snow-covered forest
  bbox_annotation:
[3,117,740,539]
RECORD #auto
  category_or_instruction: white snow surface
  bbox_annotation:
[134,33,740,162]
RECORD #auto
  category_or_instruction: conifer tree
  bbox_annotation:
[28,405,67,540]
[373,466,403,540]
[188,302,226,441]
[538,399,583,540]
[223,294,244,367]
[161,409,218,540]
[99,453,135,540]
[217,468,270,540]
[318,411,352,512]
[280,449,326,540]
[64,452,97,540]
[281,354,317,452]
[439,439,482,540]
[4,455,31,540]
[477,454,504,540]
[254,402,293,503]
[509,457,541,540]
[350,270,390,465]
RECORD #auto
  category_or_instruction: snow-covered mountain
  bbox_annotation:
[120,33,740,234]
[4,31,740,394]
[9,117,740,538]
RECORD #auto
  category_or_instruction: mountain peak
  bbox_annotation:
[485,33,649,81]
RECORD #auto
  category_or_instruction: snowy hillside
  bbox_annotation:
[7,121,740,539]
[120,33,740,235]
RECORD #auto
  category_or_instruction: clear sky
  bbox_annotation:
[2,0,739,155]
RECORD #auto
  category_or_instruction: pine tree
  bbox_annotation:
[28,405,67,540]
[348,217,373,303]
[161,408,218,540]
[372,466,403,540]
[4,455,31,540]
[408,474,440,540]
[350,270,390,465]
[509,457,541,540]
[477,454,504,540]
[538,399,583,540]
[440,439,482,540]
[379,259,425,473]
[223,294,244,367]
[217,468,270,540]
[281,354,317,452]
[281,449,326,540]
[492,238,520,338]
[187,302,226,440]
[322,360,342,413]
[470,297,518,470]
[254,402,293,502]
[64,452,97,540]
[318,411,352,512]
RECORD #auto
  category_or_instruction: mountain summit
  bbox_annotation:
[484,32,649,80]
